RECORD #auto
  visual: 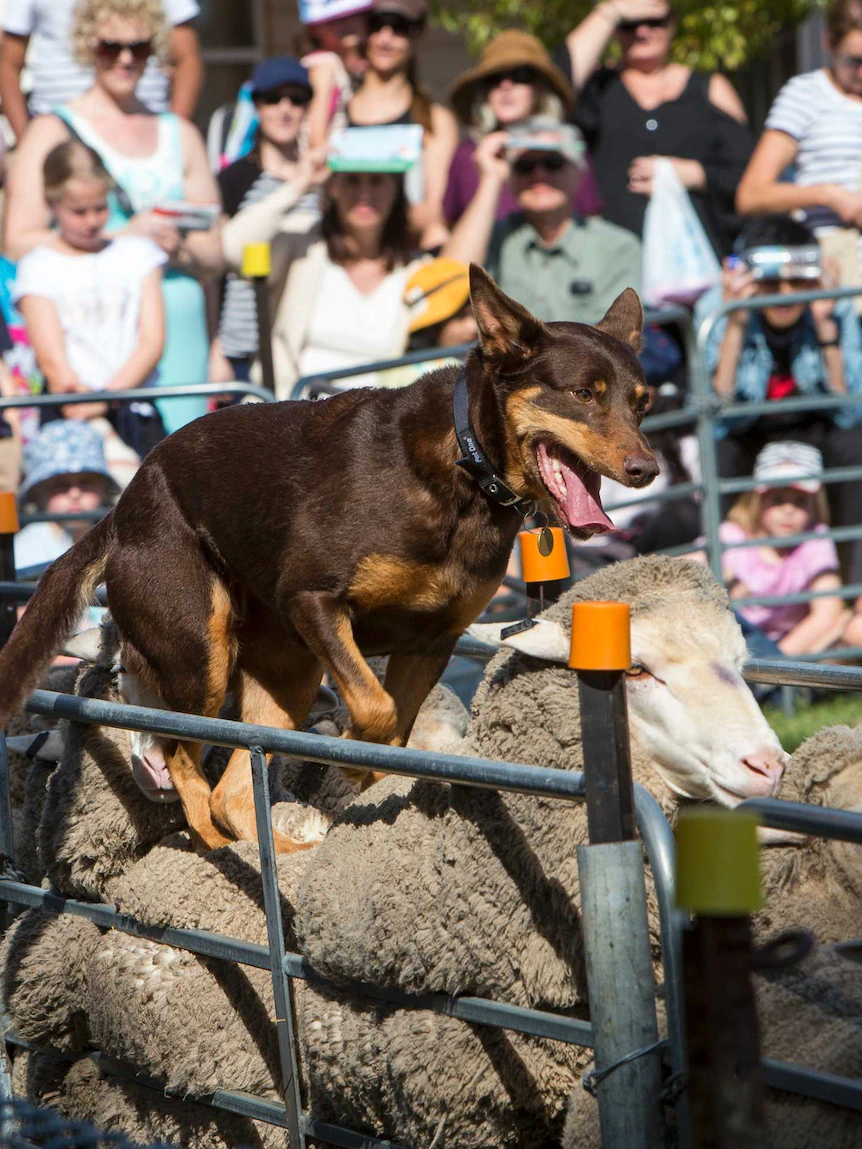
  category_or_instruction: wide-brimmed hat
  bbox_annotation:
[19,421,119,505]
[405,259,470,333]
[753,441,824,495]
[450,30,574,125]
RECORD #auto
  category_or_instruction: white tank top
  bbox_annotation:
[300,258,411,389]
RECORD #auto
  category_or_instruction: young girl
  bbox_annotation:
[13,140,167,488]
[720,441,858,656]
[299,1,370,147]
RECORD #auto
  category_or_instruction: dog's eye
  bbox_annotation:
[636,392,652,415]
[573,389,593,403]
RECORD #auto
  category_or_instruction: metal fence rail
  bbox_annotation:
[0,687,678,1149]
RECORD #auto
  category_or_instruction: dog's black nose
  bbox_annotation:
[624,454,660,485]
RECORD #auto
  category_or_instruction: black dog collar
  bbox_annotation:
[453,370,536,517]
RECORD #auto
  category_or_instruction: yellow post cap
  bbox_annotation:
[241,243,272,279]
[569,601,631,671]
[675,808,762,916]
[0,491,19,534]
[519,527,571,583]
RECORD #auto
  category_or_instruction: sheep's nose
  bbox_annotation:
[623,453,660,486]
[742,751,785,795]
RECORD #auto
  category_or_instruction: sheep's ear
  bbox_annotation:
[5,730,65,761]
[501,619,571,663]
[61,628,102,662]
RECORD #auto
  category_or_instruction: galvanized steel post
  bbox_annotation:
[250,746,306,1148]
[572,601,665,1148]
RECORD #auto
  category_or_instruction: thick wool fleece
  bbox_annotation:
[17,1051,282,1149]
[76,828,312,1102]
[757,725,862,945]
[565,944,862,1149]
[293,558,718,997]
[39,660,188,902]
[0,909,101,1051]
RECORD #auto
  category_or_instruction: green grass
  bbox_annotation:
[764,692,862,754]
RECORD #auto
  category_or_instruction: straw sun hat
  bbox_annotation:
[449,30,574,125]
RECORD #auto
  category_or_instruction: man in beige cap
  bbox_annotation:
[443,118,641,324]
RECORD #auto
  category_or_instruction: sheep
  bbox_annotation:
[4,556,790,1149]
[563,943,862,1149]
[14,1050,282,1148]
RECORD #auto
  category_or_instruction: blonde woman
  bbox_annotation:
[443,30,602,225]
[4,0,221,435]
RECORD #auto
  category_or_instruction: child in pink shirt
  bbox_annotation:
[719,441,855,656]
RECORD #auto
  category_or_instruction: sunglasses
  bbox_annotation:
[94,38,152,61]
[617,15,672,32]
[486,66,538,89]
[513,151,566,177]
[366,12,420,36]
[257,87,313,107]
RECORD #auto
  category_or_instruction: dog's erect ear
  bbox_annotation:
[595,287,644,352]
[469,264,544,363]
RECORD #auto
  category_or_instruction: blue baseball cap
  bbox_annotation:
[19,421,119,505]
[250,57,312,98]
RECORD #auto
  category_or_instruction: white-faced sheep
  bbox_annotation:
[4,556,792,1149]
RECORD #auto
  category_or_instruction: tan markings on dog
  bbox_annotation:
[334,614,398,745]
[210,669,322,853]
[350,555,460,613]
[635,383,648,402]
[594,379,607,394]
[205,579,236,714]
[506,402,641,478]
[166,742,233,851]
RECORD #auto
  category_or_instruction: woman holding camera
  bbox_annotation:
[706,216,862,583]
[4,0,221,435]
[558,0,751,256]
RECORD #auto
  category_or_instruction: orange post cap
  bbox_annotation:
[569,601,631,671]
[0,491,19,534]
[519,527,571,583]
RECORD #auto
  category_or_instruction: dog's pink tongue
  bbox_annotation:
[561,459,614,534]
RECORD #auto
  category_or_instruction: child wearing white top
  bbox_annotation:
[13,140,167,487]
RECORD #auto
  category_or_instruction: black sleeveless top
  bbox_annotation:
[571,66,752,257]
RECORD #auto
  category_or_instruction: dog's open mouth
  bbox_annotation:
[536,441,614,539]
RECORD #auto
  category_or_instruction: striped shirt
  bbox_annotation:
[765,68,862,233]
[217,159,320,359]
[3,0,200,116]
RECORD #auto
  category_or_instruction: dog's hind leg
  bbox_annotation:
[287,591,398,747]
[209,639,323,853]
[109,551,237,851]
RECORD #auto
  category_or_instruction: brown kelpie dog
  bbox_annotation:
[0,267,657,853]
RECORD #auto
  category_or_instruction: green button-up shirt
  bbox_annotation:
[486,213,643,324]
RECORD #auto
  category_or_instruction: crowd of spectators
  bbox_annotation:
[0,0,861,659]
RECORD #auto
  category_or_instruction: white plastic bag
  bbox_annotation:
[641,158,721,307]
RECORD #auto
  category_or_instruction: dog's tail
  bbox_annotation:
[0,512,115,726]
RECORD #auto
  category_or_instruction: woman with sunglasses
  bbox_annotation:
[346,0,458,249]
[212,57,329,384]
[4,0,221,436]
[443,30,602,227]
[737,0,862,240]
[559,0,750,257]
